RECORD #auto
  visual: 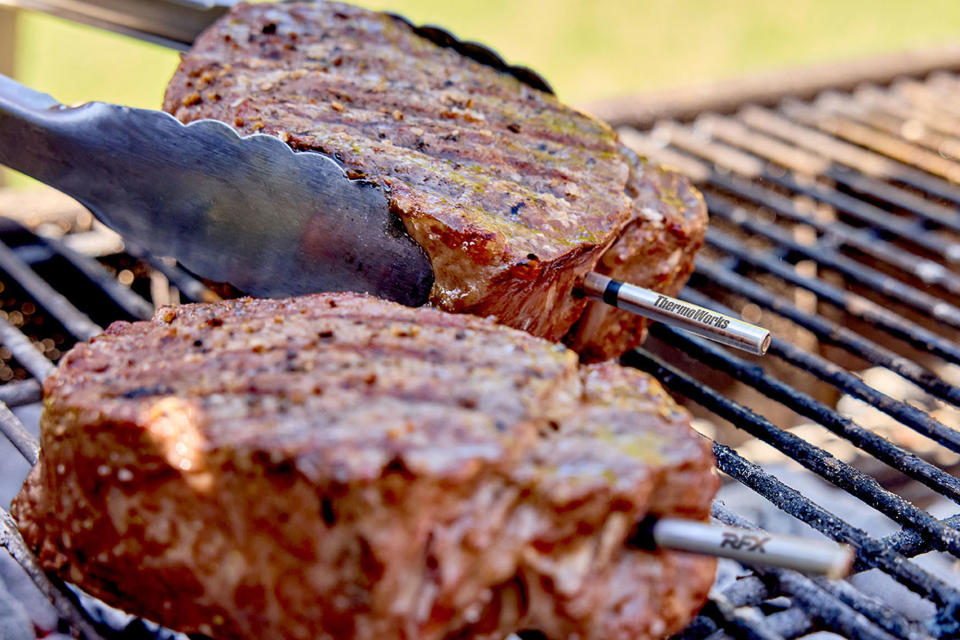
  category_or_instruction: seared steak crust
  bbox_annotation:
[567,146,707,360]
[164,1,633,341]
[14,293,716,640]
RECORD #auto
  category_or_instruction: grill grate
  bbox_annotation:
[0,70,958,640]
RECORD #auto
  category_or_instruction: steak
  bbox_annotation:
[162,1,707,358]
[13,292,717,640]
[566,146,706,360]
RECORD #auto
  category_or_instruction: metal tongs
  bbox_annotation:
[0,73,436,305]
[0,4,769,355]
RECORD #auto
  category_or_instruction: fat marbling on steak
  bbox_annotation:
[162,1,706,359]
[13,292,717,640]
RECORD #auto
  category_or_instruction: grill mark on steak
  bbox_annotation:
[175,47,622,233]
[14,292,716,640]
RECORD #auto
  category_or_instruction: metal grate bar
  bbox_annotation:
[728,171,960,274]
[765,609,814,640]
[681,286,960,455]
[0,383,164,640]
[695,596,787,640]
[640,123,960,295]
[0,509,108,640]
[703,193,960,332]
[617,132,960,328]
[693,256,960,409]
[0,396,108,638]
[0,401,38,465]
[703,227,960,367]
[854,82,960,140]
[657,122,958,264]
[822,91,960,160]
[649,322,960,505]
[736,105,960,205]
[721,576,771,609]
[698,112,960,234]
[892,78,960,126]
[808,575,931,640]
[761,170,960,266]
[0,240,100,340]
[686,436,960,624]
[691,575,813,640]
[711,172,960,287]
[814,164,960,234]
[623,338,960,565]
[0,379,41,407]
[40,236,153,321]
[881,514,960,558]
[126,248,220,304]
[781,99,960,184]
[0,316,54,381]
[0,318,49,462]
[711,504,924,640]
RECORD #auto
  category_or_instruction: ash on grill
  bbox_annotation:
[0,64,959,640]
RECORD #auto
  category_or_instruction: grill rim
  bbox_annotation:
[583,43,960,129]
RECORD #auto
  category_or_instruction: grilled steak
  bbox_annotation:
[162,1,707,358]
[13,293,717,640]
[566,146,706,360]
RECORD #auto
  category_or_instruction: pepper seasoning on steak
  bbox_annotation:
[13,292,717,640]
[162,1,707,359]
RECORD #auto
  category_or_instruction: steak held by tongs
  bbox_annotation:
[0,0,770,357]
[164,1,712,360]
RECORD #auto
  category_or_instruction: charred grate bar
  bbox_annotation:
[0,67,958,640]
[608,69,960,638]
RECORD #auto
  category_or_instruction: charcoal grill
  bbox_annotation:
[0,30,959,640]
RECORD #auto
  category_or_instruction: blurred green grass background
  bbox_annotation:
[5,0,960,184]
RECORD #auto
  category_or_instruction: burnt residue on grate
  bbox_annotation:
[0,72,958,640]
